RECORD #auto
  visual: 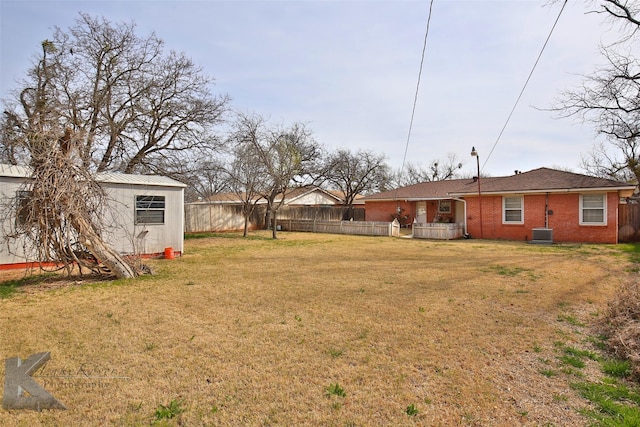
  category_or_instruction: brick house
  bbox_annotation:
[363,168,636,243]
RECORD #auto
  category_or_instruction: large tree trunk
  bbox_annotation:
[71,215,138,279]
[271,209,278,239]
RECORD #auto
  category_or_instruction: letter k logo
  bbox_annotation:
[3,352,66,411]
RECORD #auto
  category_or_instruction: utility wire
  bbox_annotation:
[482,0,568,172]
[399,0,435,182]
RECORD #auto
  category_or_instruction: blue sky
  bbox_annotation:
[0,0,622,177]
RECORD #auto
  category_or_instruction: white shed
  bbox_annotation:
[0,164,185,269]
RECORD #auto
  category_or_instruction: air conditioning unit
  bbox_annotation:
[531,228,553,244]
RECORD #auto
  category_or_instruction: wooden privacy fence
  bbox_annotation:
[619,203,640,243]
[184,204,365,233]
[185,203,266,233]
[279,219,400,237]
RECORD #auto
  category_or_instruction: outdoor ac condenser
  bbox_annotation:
[531,228,553,244]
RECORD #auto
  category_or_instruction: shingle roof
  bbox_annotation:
[453,168,636,195]
[363,178,471,201]
[204,192,260,203]
[202,186,350,205]
[363,168,636,201]
[285,186,343,203]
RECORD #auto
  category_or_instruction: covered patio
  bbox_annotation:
[410,198,466,240]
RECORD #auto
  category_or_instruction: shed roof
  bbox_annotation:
[97,172,186,188]
[0,164,186,188]
[363,168,636,201]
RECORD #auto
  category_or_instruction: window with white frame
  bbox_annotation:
[503,196,523,224]
[135,195,165,224]
[580,194,606,225]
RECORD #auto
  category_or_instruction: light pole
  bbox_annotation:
[471,146,483,239]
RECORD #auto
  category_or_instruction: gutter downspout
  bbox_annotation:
[452,198,468,235]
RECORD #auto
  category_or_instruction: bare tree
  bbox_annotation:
[1,13,228,176]
[260,123,320,239]
[188,159,231,202]
[165,156,230,202]
[580,141,639,181]
[2,41,137,278]
[551,0,640,183]
[0,12,229,277]
[225,114,268,237]
[229,113,320,238]
[324,149,390,219]
[391,154,463,187]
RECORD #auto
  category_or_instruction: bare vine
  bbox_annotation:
[3,125,138,278]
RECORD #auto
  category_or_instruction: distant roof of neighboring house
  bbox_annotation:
[204,192,259,203]
[363,168,636,201]
[201,186,355,205]
[322,189,365,205]
[0,163,186,188]
[285,186,348,204]
[352,194,366,205]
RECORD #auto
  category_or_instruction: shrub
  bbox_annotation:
[601,280,640,379]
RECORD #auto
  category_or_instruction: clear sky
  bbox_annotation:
[0,0,624,178]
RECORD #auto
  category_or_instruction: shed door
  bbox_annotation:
[416,202,427,224]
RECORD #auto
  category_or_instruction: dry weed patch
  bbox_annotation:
[601,279,640,377]
[0,232,635,426]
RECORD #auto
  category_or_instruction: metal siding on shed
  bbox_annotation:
[0,166,185,266]
[0,175,35,265]
[102,183,184,255]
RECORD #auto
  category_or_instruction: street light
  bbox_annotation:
[471,146,483,239]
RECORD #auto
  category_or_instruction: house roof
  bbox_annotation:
[204,192,261,203]
[323,189,366,205]
[362,178,471,201]
[201,186,352,205]
[452,168,636,196]
[285,186,344,204]
[363,168,636,201]
[0,163,186,188]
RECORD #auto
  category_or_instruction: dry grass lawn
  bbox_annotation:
[0,232,635,426]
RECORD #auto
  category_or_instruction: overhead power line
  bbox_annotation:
[482,0,568,171]
[400,0,435,180]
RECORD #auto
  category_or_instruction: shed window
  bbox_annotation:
[135,195,165,224]
[580,194,606,225]
[503,196,523,224]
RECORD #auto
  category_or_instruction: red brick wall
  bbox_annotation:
[465,192,619,243]
[365,201,463,223]
[366,192,620,243]
[365,200,415,224]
